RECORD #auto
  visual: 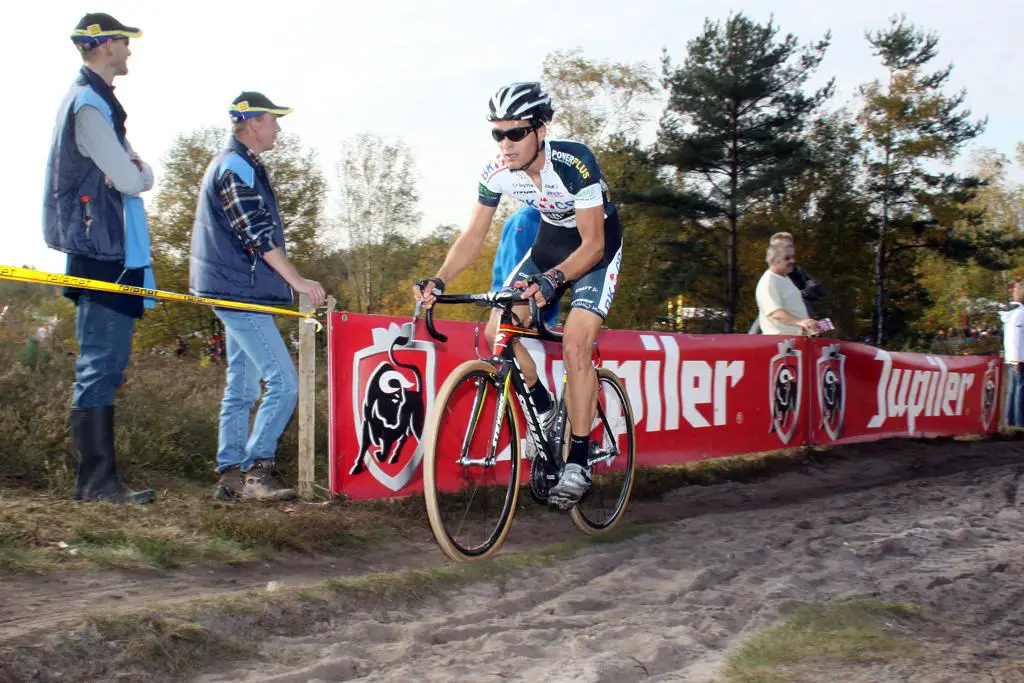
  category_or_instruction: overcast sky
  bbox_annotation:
[8,0,1022,274]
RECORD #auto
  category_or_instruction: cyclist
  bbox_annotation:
[415,82,623,508]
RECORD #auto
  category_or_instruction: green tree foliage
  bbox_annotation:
[333,133,422,314]
[857,15,990,344]
[385,223,500,323]
[599,138,690,330]
[736,110,875,338]
[914,148,1024,338]
[542,48,659,144]
[658,13,833,331]
[263,134,329,267]
[11,19,1006,352]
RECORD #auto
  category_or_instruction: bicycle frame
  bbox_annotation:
[416,295,566,475]
[490,315,624,473]
[418,288,639,560]
[489,309,568,476]
[409,290,618,477]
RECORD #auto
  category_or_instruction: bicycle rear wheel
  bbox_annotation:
[423,360,521,561]
[569,367,637,534]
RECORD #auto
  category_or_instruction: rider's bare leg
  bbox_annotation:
[513,338,539,386]
[483,308,500,355]
[563,308,602,440]
[485,305,540,387]
[548,307,602,505]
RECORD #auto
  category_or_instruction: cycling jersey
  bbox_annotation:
[477,138,617,227]
[479,137,623,319]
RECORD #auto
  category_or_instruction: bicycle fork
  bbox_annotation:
[456,371,511,468]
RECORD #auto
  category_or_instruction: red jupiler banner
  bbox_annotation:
[806,341,1002,445]
[327,312,1002,500]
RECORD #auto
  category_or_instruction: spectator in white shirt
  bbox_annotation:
[1000,288,1024,425]
[756,243,822,336]
[749,232,827,333]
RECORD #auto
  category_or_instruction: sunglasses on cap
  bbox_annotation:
[491,125,536,143]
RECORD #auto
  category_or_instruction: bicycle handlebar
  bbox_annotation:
[424,302,447,343]
[417,290,563,344]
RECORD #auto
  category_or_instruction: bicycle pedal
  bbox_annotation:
[548,494,578,511]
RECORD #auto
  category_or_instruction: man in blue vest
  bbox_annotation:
[42,13,156,504]
[190,92,325,502]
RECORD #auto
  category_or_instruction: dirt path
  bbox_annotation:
[4,438,1024,682]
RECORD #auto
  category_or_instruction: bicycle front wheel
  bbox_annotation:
[422,360,521,561]
[569,367,637,535]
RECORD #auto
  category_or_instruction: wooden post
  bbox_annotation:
[297,293,316,499]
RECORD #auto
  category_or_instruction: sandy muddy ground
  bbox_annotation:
[6,438,1024,682]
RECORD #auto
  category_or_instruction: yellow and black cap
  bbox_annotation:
[71,13,142,49]
[229,92,293,123]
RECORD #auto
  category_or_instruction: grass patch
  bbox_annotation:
[0,484,419,575]
[722,599,924,683]
[81,531,251,570]
[4,400,1016,578]
[0,545,58,573]
[0,524,58,573]
[88,612,253,677]
[0,342,332,493]
[162,522,656,622]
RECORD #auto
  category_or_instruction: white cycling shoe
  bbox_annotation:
[548,463,592,509]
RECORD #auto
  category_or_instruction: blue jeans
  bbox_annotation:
[73,296,135,408]
[1008,364,1024,427]
[214,309,298,473]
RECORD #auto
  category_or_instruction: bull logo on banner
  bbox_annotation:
[981,359,999,431]
[349,323,436,491]
[816,344,847,441]
[768,339,802,445]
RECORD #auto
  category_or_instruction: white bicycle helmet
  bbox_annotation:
[487,82,554,123]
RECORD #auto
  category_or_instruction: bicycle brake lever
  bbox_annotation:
[391,301,424,350]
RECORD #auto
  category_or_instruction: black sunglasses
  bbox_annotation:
[491,125,535,143]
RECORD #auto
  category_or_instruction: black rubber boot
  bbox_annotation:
[71,406,155,504]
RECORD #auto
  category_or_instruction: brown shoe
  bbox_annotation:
[242,461,297,502]
[213,466,244,501]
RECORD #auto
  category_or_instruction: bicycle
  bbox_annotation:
[406,287,636,562]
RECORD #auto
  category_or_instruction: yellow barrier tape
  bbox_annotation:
[0,265,320,325]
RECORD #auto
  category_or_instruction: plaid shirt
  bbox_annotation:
[216,146,278,254]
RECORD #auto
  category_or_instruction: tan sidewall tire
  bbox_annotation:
[423,359,521,561]
[569,367,637,535]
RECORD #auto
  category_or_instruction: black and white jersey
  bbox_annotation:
[477,139,615,228]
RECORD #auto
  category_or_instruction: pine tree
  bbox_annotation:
[858,15,988,344]
[658,13,833,331]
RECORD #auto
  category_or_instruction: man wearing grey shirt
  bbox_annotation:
[75,105,153,194]
[42,12,156,503]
